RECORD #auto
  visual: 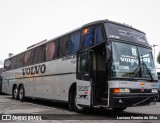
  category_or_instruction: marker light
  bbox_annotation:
[114,88,120,93]
[114,88,130,93]
[83,28,89,35]
[141,82,145,87]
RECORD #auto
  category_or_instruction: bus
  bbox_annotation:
[2,19,158,112]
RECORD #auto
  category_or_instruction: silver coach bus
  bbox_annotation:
[2,19,158,112]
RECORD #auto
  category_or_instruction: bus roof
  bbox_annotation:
[82,19,145,34]
[5,19,146,60]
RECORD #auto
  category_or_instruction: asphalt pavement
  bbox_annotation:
[0,94,160,123]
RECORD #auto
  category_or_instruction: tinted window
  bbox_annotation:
[53,40,59,59]
[69,31,80,54]
[24,50,34,66]
[59,36,70,57]
[16,53,24,68]
[46,41,55,61]
[82,25,104,48]
[4,59,11,71]
[94,25,104,44]
[33,45,46,64]
[46,40,59,61]
[11,56,17,69]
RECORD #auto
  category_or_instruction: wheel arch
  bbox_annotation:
[68,82,76,102]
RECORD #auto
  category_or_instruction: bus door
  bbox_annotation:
[76,49,92,107]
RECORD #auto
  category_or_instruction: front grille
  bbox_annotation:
[130,89,151,93]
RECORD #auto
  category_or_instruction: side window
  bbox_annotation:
[82,25,104,48]
[94,25,104,45]
[46,41,55,61]
[4,59,11,71]
[46,40,59,61]
[82,27,93,48]
[11,56,17,70]
[59,35,70,57]
[24,50,34,66]
[53,40,60,59]
[33,45,46,64]
[69,31,80,54]
[16,53,24,68]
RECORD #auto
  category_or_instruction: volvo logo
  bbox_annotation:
[22,64,46,76]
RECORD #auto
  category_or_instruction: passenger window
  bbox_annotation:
[4,59,11,71]
[33,44,46,64]
[82,25,104,48]
[16,53,24,68]
[69,31,80,54]
[94,25,104,45]
[46,41,55,61]
[82,27,93,48]
[11,56,17,69]
[46,40,59,60]
[24,50,34,66]
[59,35,70,57]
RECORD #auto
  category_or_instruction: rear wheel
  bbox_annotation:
[19,85,25,102]
[112,107,127,112]
[12,86,19,100]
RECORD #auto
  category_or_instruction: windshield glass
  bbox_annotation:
[139,47,157,80]
[111,42,157,80]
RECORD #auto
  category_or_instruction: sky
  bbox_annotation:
[0,0,160,69]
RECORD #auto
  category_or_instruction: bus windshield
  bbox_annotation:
[111,42,157,80]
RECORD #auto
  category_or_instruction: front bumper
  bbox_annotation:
[109,91,158,107]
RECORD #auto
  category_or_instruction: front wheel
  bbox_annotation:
[19,85,25,102]
[72,91,86,113]
[112,107,127,112]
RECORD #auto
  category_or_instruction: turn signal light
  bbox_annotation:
[114,88,120,93]
[114,88,130,93]
[141,82,145,87]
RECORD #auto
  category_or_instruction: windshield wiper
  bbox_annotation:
[130,64,140,79]
[142,62,153,81]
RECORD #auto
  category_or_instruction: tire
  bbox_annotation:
[112,107,127,112]
[19,85,25,102]
[72,91,86,113]
[12,86,19,100]
[69,92,74,111]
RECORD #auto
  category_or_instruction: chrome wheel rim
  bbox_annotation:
[19,88,24,100]
[14,88,18,98]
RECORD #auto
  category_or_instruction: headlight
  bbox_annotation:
[152,88,158,93]
[114,88,130,93]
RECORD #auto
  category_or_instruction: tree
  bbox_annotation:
[157,52,160,64]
